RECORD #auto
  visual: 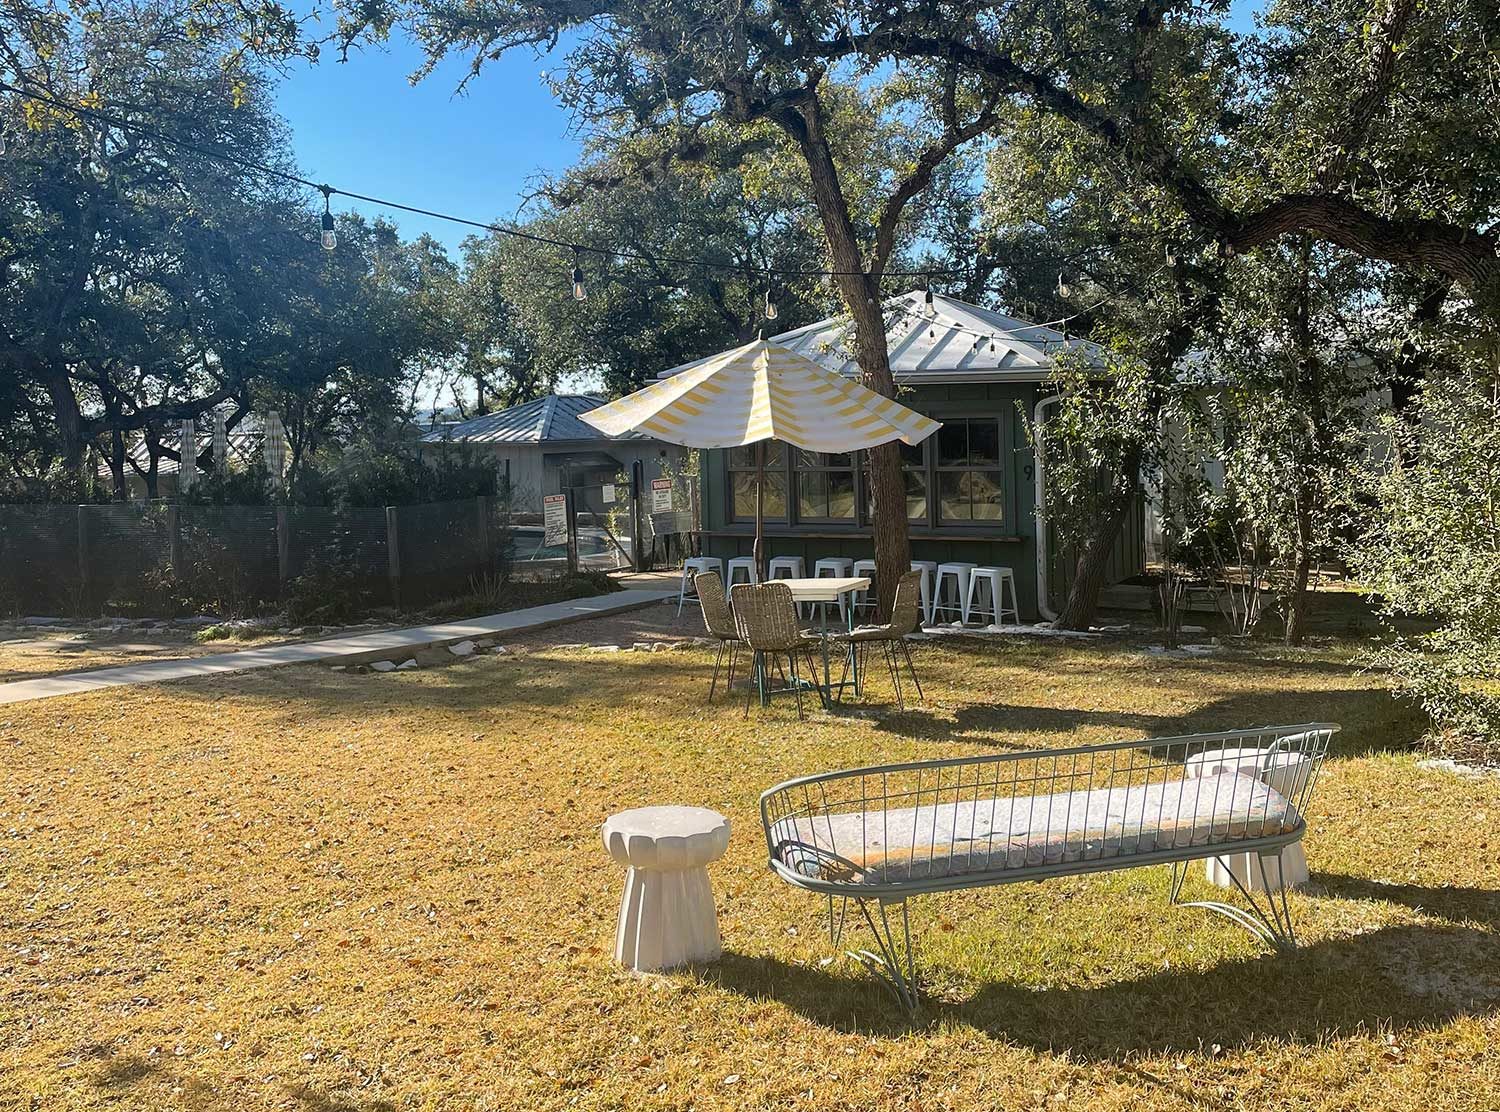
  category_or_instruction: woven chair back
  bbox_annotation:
[695,571,737,640]
[732,581,805,652]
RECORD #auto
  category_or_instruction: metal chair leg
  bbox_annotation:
[708,640,725,703]
[884,640,904,711]
[900,639,924,702]
[788,651,805,720]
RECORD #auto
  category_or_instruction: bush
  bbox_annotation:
[1355,358,1500,764]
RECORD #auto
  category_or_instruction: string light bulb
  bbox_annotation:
[924,275,934,309]
[764,286,778,321]
[571,247,587,301]
[1056,272,1071,298]
[319,187,336,251]
[1165,244,1179,267]
[0,128,7,156]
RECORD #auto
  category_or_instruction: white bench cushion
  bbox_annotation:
[770,771,1300,886]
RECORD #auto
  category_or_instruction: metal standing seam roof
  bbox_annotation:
[420,394,652,445]
[657,290,1106,383]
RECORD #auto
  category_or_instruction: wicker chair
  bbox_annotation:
[694,571,741,702]
[730,581,822,719]
[833,569,925,710]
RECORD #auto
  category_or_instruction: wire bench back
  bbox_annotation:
[760,723,1337,896]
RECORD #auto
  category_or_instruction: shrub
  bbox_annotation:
[1354,358,1500,764]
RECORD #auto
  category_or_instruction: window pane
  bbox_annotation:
[899,440,925,467]
[732,471,786,519]
[968,419,1000,466]
[938,471,971,520]
[797,471,828,519]
[904,470,929,520]
[969,471,1004,520]
[938,422,969,467]
[728,445,756,469]
[796,449,850,469]
[730,441,787,469]
[937,470,1004,523]
[827,471,856,519]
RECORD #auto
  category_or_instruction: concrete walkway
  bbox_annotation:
[0,587,674,706]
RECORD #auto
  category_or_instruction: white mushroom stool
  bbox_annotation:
[726,556,758,588]
[601,806,731,972]
[852,559,877,617]
[677,557,723,616]
[1183,746,1314,893]
[909,561,938,625]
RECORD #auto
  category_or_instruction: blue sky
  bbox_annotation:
[274,37,580,255]
[275,4,1263,259]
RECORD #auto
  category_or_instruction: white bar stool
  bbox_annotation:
[813,558,854,622]
[766,556,805,580]
[964,566,1020,626]
[852,559,877,616]
[933,562,978,624]
[726,556,757,589]
[909,561,938,625]
[677,556,723,616]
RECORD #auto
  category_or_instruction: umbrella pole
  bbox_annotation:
[753,440,766,582]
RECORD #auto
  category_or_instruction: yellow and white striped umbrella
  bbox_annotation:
[580,339,940,452]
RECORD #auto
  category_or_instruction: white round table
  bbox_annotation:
[1183,746,1313,893]
[601,805,731,972]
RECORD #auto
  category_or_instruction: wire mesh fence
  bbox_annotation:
[0,495,518,618]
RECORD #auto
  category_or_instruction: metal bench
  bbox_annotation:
[759,723,1335,1009]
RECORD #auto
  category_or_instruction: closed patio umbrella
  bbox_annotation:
[178,418,197,493]
[263,410,288,486]
[581,339,940,576]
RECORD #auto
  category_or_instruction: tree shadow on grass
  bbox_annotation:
[1311,872,1500,929]
[706,921,1500,1056]
[873,703,1175,744]
[92,1050,397,1112]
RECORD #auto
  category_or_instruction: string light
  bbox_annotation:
[1056,272,1071,298]
[571,246,587,301]
[319,186,336,251]
[764,286,778,321]
[0,77,1205,324]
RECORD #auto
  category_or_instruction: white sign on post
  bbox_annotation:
[651,478,673,514]
[543,493,568,546]
[602,483,616,504]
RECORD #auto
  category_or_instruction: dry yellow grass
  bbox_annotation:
[1,626,1496,1111]
[0,631,296,684]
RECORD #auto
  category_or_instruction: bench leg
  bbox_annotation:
[1169,851,1297,950]
[849,897,919,1012]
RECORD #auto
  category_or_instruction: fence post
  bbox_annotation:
[385,506,402,610]
[76,504,91,612]
[276,506,291,588]
[629,460,645,572]
[475,494,491,578]
[564,489,580,575]
[166,504,181,575]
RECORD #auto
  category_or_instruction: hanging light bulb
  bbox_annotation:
[1056,272,1071,298]
[571,247,587,301]
[764,285,778,321]
[1165,243,1179,267]
[319,187,336,251]
[0,128,7,157]
[924,274,934,309]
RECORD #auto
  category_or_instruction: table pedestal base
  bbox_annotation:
[1205,843,1308,893]
[615,865,722,972]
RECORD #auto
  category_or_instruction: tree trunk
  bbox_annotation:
[775,92,912,617]
[1053,446,1141,629]
[1283,493,1315,646]
[108,427,127,501]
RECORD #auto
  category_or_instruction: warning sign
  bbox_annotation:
[650,478,673,514]
[543,493,567,545]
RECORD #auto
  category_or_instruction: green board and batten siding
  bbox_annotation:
[698,382,1101,620]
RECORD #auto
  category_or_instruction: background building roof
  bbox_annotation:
[420,394,651,445]
[659,290,1106,383]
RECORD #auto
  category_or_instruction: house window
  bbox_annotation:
[936,417,1004,523]
[794,449,856,521]
[863,440,931,522]
[728,441,787,520]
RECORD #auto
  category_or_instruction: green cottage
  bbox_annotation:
[667,291,1144,621]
